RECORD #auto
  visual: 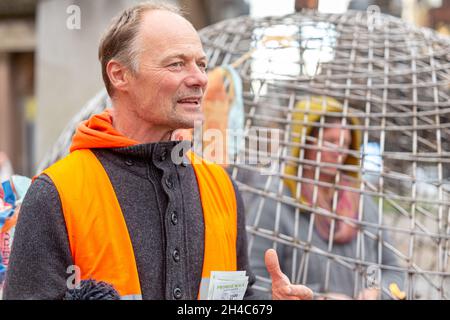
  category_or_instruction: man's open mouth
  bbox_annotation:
[177,97,202,105]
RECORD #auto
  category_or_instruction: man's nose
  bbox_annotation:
[185,64,208,89]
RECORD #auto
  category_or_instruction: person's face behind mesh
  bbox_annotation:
[305,126,352,177]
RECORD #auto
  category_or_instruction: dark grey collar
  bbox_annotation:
[110,140,192,165]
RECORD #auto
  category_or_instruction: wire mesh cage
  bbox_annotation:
[39,10,450,299]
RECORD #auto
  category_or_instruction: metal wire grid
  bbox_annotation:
[38,10,450,299]
[200,10,450,299]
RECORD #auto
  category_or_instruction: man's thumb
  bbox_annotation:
[265,249,286,283]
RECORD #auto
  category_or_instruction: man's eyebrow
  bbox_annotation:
[162,54,207,63]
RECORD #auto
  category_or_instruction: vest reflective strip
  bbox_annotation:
[121,294,143,300]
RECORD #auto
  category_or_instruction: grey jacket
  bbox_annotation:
[3,141,261,300]
[247,175,405,299]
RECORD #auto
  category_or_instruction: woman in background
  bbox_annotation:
[248,96,405,300]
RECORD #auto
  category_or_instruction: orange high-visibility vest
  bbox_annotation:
[42,149,237,300]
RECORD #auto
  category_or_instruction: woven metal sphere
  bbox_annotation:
[200,10,450,300]
[40,10,450,299]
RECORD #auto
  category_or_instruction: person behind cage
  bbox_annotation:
[248,96,405,300]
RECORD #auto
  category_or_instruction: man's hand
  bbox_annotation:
[265,248,313,300]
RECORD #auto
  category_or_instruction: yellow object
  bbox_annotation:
[389,282,406,300]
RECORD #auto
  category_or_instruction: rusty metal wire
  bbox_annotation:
[200,10,450,300]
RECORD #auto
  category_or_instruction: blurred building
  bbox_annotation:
[429,0,450,35]
[0,0,35,176]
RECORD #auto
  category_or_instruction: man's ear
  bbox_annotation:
[106,59,131,93]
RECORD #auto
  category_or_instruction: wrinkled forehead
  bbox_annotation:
[138,10,203,52]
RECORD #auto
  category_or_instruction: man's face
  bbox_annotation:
[125,10,208,130]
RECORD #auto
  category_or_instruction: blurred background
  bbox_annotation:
[0,0,449,177]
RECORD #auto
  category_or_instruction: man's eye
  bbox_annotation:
[169,62,184,68]
[198,62,208,72]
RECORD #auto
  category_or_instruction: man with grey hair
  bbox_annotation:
[3,2,313,300]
